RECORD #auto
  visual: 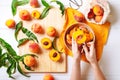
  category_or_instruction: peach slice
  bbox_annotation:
[24,55,37,67]
[19,10,31,21]
[41,38,52,49]
[73,30,86,44]
[31,10,41,19]
[5,19,16,28]
[49,49,61,62]
[31,23,44,34]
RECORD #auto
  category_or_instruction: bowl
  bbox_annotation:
[64,22,95,50]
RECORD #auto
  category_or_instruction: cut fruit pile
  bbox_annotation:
[66,24,94,45]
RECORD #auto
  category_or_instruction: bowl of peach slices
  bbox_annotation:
[64,23,95,52]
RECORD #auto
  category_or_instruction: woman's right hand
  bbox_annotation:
[83,42,97,64]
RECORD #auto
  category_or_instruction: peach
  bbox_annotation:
[43,74,54,80]
[5,19,16,28]
[93,5,104,16]
[95,15,103,22]
[31,10,41,19]
[41,38,52,49]
[74,12,85,22]
[19,10,31,21]
[46,27,57,37]
[31,23,44,34]
[30,0,39,8]
[24,55,37,67]
[88,9,95,19]
[29,41,40,53]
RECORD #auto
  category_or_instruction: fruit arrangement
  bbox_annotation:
[85,0,110,24]
[2,0,111,79]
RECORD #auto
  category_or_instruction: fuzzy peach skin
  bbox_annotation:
[93,5,104,16]
[74,12,85,22]
[95,15,103,22]
[88,9,95,19]
[5,19,16,28]
[30,0,39,8]
[29,41,40,53]
[24,55,37,67]
[31,23,44,34]
[46,27,57,37]
[19,10,31,21]
[43,74,54,80]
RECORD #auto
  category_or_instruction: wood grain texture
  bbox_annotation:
[17,7,67,72]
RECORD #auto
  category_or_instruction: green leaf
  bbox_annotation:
[0,46,2,56]
[7,62,16,79]
[0,53,7,68]
[14,55,21,61]
[11,0,29,16]
[17,0,29,6]
[51,0,65,15]
[21,54,38,59]
[22,60,32,71]
[11,0,17,16]
[40,7,51,19]
[15,21,23,41]
[17,62,30,77]
[0,38,17,56]
[41,0,50,7]
[18,38,33,47]
[22,27,39,43]
[52,37,62,53]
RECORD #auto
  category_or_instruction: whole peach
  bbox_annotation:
[30,0,39,8]
[74,12,85,22]
[43,74,54,80]
[88,9,95,19]
[5,19,16,28]
[24,55,37,67]
[95,15,103,22]
[46,27,57,37]
[29,41,40,53]
[31,23,44,34]
[93,5,104,16]
[19,10,31,21]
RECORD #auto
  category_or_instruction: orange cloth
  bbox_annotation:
[59,8,111,62]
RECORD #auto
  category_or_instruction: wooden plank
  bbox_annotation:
[17,7,67,72]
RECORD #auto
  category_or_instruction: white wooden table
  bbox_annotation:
[0,0,120,80]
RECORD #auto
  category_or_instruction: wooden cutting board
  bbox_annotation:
[17,7,67,72]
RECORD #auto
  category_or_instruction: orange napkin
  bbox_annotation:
[59,8,111,62]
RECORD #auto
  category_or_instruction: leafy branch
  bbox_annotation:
[11,0,29,16]
[0,38,37,78]
[40,0,52,19]
[15,21,38,47]
[51,0,65,15]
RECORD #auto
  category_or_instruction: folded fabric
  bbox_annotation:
[59,8,111,62]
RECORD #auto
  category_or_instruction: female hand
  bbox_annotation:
[83,42,97,64]
[72,38,81,61]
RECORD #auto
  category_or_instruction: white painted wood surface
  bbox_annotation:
[0,0,120,80]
